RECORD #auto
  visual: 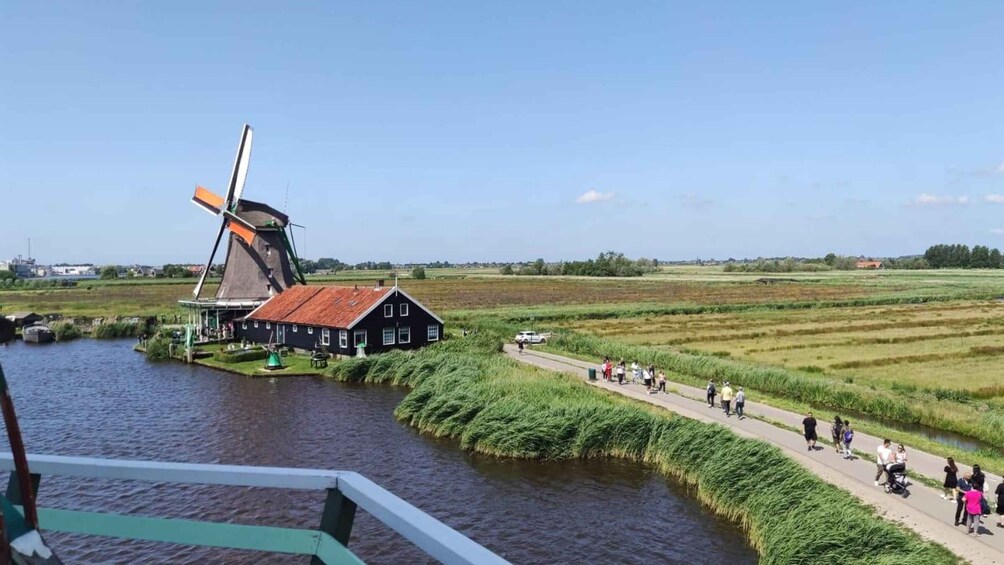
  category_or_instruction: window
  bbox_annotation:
[383,328,395,345]
[400,303,409,317]
[384,304,393,317]
[427,325,439,342]
[266,322,271,330]
[266,284,272,296]
[254,321,258,328]
[268,267,274,277]
[265,243,271,256]
[339,330,348,348]
[321,328,330,346]
[354,330,367,347]
[399,326,411,344]
[241,322,247,330]
[307,327,314,335]
[292,324,298,333]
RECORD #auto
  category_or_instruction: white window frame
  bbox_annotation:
[400,303,409,317]
[254,321,259,328]
[307,326,314,335]
[354,329,367,347]
[384,304,393,317]
[321,328,330,346]
[292,324,298,333]
[427,325,439,342]
[399,326,411,344]
[383,327,395,345]
[266,322,271,330]
[339,330,348,348]
[241,322,247,330]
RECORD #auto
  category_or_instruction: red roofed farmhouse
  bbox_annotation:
[238,284,444,355]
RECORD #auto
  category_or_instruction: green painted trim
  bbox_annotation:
[31,507,363,563]
[316,533,367,565]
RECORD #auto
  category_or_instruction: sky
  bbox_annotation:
[3,2,1004,265]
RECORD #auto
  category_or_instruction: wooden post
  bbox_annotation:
[310,488,356,564]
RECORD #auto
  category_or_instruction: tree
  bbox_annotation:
[991,248,1003,269]
[99,266,119,280]
[971,245,991,268]
[500,265,514,275]
[823,253,837,267]
[411,266,427,280]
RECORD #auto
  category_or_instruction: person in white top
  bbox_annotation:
[875,439,893,486]
[894,444,908,465]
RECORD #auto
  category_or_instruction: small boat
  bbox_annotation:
[22,324,54,344]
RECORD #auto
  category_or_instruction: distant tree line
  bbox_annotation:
[923,244,1004,269]
[499,252,657,277]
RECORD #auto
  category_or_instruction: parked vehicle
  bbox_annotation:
[515,330,550,344]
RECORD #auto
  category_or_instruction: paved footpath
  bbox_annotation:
[504,344,1004,565]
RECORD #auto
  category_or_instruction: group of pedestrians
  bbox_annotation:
[705,379,746,418]
[943,459,1004,535]
[600,358,667,394]
[828,416,855,458]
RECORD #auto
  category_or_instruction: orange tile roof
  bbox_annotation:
[246,285,393,328]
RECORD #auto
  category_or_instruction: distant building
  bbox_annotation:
[51,265,97,276]
[0,257,36,278]
[4,312,43,328]
[856,260,883,269]
[238,284,444,355]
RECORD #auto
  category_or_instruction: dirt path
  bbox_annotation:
[504,344,1003,565]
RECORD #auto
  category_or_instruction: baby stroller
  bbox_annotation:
[884,462,908,495]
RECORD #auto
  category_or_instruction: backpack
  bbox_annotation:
[708,384,716,395]
[843,429,853,443]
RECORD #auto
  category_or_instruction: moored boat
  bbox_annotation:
[22,324,54,344]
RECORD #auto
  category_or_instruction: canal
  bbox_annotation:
[0,339,757,564]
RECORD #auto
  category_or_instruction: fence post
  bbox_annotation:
[310,488,356,564]
[5,471,41,507]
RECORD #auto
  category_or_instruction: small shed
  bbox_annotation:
[5,312,43,328]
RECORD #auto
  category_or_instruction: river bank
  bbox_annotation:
[329,333,960,565]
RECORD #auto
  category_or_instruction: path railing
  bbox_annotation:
[0,453,508,564]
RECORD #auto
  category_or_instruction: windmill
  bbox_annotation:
[190,124,307,301]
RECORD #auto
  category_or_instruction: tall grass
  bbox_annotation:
[330,335,959,564]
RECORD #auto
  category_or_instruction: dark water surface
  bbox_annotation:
[0,340,757,564]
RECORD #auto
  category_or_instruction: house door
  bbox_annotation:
[276,324,285,344]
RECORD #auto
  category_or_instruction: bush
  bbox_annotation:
[145,337,171,361]
[213,348,268,363]
[50,322,82,341]
[411,266,427,280]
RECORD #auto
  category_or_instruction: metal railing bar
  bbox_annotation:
[315,532,366,565]
[0,454,343,490]
[336,474,510,565]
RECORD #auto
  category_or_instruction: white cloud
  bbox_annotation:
[985,194,1004,203]
[576,190,614,204]
[992,228,1004,235]
[910,193,969,206]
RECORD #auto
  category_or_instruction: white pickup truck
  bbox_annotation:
[515,330,550,344]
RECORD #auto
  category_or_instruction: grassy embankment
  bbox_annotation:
[329,334,959,565]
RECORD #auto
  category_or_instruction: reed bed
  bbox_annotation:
[329,335,958,564]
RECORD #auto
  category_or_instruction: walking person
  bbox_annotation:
[517,339,524,354]
[875,439,892,486]
[631,360,641,384]
[955,472,972,527]
[656,371,666,393]
[734,387,745,419]
[842,421,854,459]
[971,464,987,494]
[964,483,985,535]
[603,358,612,382]
[830,416,844,453]
[616,359,626,385]
[895,444,909,484]
[706,380,716,408]
[721,382,733,417]
[802,412,818,451]
[942,458,958,501]
[643,367,653,391]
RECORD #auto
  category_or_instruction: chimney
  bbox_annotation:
[376,279,385,288]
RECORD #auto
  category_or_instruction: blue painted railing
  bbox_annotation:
[0,453,508,564]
